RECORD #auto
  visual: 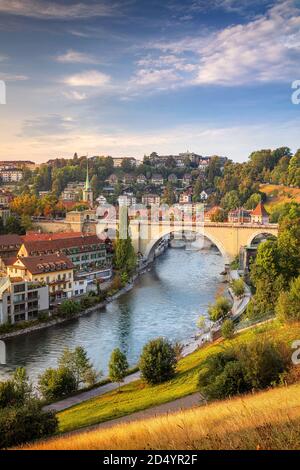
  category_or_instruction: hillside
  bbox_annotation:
[22,381,300,450]
[260,184,300,210]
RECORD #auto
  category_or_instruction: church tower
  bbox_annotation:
[82,158,93,207]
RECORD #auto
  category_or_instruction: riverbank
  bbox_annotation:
[0,273,142,340]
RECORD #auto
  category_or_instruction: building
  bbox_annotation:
[182,174,192,186]
[96,195,107,206]
[0,189,14,205]
[168,174,178,184]
[136,174,146,184]
[121,174,135,185]
[82,160,93,207]
[17,234,113,282]
[6,253,74,304]
[151,174,164,186]
[107,174,119,185]
[61,182,84,201]
[179,192,192,204]
[72,278,88,297]
[0,205,10,225]
[0,167,23,183]
[112,157,136,168]
[142,194,161,206]
[118,195,137,207]
[0,234,23,262]
[228,208,252,224]
[0,161,35,171]
[250,202,269,224]
[0,277,49,325]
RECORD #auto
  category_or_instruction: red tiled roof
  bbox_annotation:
[251,202,269,217]
[23,232,84,242]
[21,235,105,255]
[0,234,23,247]
[10,253,74,274]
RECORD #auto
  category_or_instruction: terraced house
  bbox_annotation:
[17,235,113,283]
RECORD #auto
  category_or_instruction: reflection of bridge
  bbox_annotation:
[97,219,278,264]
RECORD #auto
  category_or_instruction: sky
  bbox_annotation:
[0,0,300,163]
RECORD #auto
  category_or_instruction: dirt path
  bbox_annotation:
[64,392,203,436]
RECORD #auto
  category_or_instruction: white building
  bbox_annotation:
[118,195,137,207]
[0,168,23,182]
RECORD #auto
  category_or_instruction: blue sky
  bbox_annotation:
[0,0,300,162]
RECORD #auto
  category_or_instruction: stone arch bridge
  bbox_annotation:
[97,219,278,265]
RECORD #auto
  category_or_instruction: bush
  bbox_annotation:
[109,348,129,390]
[221,319,235,339]
[208,296,232,322]
[198,338,290,400]
[58,299,80,317]
[275,276,300,322]
[139,337,177,385]
[231,279,245,298]
[0,402,57,449]
[38,367,77,401]
[0,367,32,408]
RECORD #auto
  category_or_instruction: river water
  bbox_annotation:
[2,247,224,383]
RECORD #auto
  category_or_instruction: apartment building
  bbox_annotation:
[142,194,161,206]
[0,168,23,182]
[61,182,85,201]
[112,157,136,168]
[0,277,49,325]
[6,254,74,304]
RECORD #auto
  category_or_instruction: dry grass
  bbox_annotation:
[22,382,300,450]
[260,184,300,209]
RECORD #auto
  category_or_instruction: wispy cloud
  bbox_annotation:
[55,49,100,64]
[0,0,117,20]
[132,0,300,89]
[0,72,28,81]
[62,70,111,87]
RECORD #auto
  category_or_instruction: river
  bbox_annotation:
[1,247,224,384]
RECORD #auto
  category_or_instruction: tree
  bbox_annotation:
[114,208,137,275]
[221,319,235,339]
[230,279,245,298]
[139,338,177,385]
[276,276,300,322]
[108,348,129,390]
[245,193,261,210]
[208,297,232,322]
[58,299,80,317]
[38,367,77,401]
[58,346,98,389]
[0,367,32,408]
[220,190,241,211]
[162,182,176,205]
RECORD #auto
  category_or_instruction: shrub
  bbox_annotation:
[38,367,77,401]
[0,367,32,409]
[139,337,177,385]
[58,299,80,317]
[208,296,232,322]
[221,319,235,339]
[109,348,129,390]
[58,346,98,389]
[231,279,245,298]
[198,338,290,400]
[275,276,300,322]
[0,402,57,449]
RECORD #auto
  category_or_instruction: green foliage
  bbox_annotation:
[221,319,235,339]
[109,348,129,389]
[139,337,177,385]
[0,367,32,409]
[220,190,241,211]
[198,338,290,400]
[58,299,81,317]
[38,367,77,401]
[58,346,98,389]
[244,193,261,210]
[276,276,300,322]
[208,296,232,322]
[230,278,245,298]
[0,401,58,449]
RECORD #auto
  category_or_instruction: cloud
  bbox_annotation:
[0,72,28,81]
[135,0,300,88]
[0,0,116,20]
[62,70,111,87]
[21,114,76,137]
[55,50,100,64]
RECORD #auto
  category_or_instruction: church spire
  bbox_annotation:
[85,157,91,190]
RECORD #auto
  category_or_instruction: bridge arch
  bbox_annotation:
[144,227,229,264]
[246,230,278,247]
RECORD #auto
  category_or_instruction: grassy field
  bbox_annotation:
[23,381,300,450]
[260,184,300,210]
[53,320,300,434]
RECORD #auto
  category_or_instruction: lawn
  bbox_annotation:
[24,381,300,450]
[260,183,300,210]
[57,320,300,434]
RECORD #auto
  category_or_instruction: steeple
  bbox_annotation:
[85,158,91,190]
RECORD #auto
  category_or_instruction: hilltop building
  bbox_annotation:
[82,160,93,207]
